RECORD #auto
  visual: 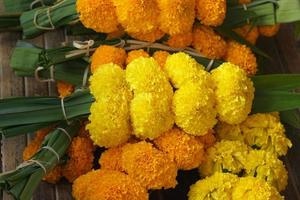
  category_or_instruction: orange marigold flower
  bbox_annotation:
[43,166,63,184]
[192,25,227,59]
[224,41,257,76]
[157,0,195,35]
[56,81,74,98]
[91,45,127,73]
[63,137,94,183]
[76,0,119,33]
[72,169,148,200]
[196,0,226,26]
[106,27,126,40]
[121,141,178,190]
[197,129,217,149]
[166,32,193,48]
[259,24,280,37]
[154,128,205,170]
[234,25,259,45]
[23,140,40,161]
[99,146,124,172]
[129,29,165,42]
[153,51,170,68]
[113,0,159,34]
[126,49,150,65]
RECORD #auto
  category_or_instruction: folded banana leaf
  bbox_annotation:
[0,121,80,200]
[3,0,56,12]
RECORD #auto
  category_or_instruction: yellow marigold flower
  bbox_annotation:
[224,41,258,76]
[113,0,159,34]
[62,137,94,183]
[72,169,148,200]
[199,140,249,177]
[196,0,226,26]
[245,150,288,192]
[166,32,193,48]
[157,0,195,35]
[99,146,124,172]
[87,64,132,147]
[126,58,174,139]
[121,141,178,190]
[259,24,281,37]
[153,51,170,68]
[192,25,227,59]
[173,79,217,136]
[164,52,205,88]
[130,93,174,139]
[76,0,119,33]
[188,172,239,200]
[197,129,217,149]
[211,62,255,124]
[126,49,150,65]
[56,81,74,98]
[234,25,259,44]
[154,128,205,170]
[216,113,292,156]
[129,29,165,42]
[91,45,127,73]
[232,176,283,200]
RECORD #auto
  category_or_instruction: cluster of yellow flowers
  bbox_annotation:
[189,173,283,200]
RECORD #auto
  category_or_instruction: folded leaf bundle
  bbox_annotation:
[0,13,22,32]
[10,40,221,85]
[0,121,80,200]
[3,0,56,12]
[0,90,93,134]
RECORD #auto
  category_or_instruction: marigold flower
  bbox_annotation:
[232,176,283,200]
[126,49,150,65]
[164,52,205,88]
[166,32,193,48]
[23,128,62,184]
[154,128,205,170]
[196,0,226,26]
[173,79,217,136]
[113,0,159,34]
[76,0,119,33]
[78,121,90,138]
[199,140,249,177]
[56,81,74,98]
[91,45,127,73]
[188,172,239,200]
[87,64,132,147]
[192,25,227,59]
[216,113,292,156]
[197,129,217,149]
[153,51,170,68]
[245,150,288,192]
[211,62,255,124]
[129,29,165,42]
[234,25,259,44]
[126,58,174,139]
[43,166,63,184]
[99,146,124,172]
[62,137,94,183]
[259,24,280,37]
[106,27,126,40]
[121,141,178,190]
[224,41,258,75]
[72,169,148,200]
[157,0,195,35]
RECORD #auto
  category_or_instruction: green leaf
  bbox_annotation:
[252,90,300,113]
[294,21,300,38]
[280,109,300,129]
[252,74,300,90]
[3,0,56,12]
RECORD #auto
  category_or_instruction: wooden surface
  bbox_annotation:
[0,2,300,199]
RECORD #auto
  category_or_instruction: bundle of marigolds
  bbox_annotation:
[43,51,295,199]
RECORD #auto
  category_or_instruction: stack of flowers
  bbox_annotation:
[0,0,300,199]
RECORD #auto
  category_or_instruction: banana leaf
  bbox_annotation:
[0,13,22,31]
[0,121,80,200]
[3,0,56,12]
